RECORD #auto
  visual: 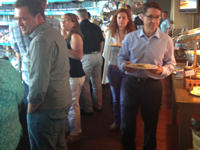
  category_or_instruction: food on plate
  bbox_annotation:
[191,87,200,96]
[188,52,200,55]
[131,63,151,69]
[110,43,122,46]
[184,65,193,71]
[177,69,184,71]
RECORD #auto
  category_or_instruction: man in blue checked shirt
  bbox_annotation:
[118,2,176,150]
[9,0,60,110]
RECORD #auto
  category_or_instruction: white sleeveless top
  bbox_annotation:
[110,38,121,66]
[110,30,125,65]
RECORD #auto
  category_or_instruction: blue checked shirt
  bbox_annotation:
[9,17,61,85]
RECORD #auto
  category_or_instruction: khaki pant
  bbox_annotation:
[80,53,103,112]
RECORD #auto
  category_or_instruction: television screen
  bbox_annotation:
[179,0,198,13]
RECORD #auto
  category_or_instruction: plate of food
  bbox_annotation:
[109,43,122,47]
[125,63,158,70]
[190,90,200,97]
[190,87,200,97]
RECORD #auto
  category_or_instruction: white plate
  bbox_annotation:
[109,44,122,47]
[125,63,158,70]
[190,90,200,97]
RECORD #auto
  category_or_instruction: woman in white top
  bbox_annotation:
[102,9,135,131]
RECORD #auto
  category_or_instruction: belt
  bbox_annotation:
[132,76,159,83]
[92,51,99,54]
[110,65,119,70]
[84,51,99,54]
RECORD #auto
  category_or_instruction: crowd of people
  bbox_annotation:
[0,29,9,37]
[99,6,171,37]
[0,29,10,43]
[0,0,176,150]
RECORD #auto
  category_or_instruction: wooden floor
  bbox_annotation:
[68,77,180,150]
[17,76,200,150]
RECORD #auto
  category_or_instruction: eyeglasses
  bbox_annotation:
[61,18,74,22]
[143,14,161,21]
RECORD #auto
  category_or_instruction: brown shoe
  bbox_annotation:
[66,135,80,144]
[109,123,120,131]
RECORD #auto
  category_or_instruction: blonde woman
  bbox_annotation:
[61,13,85,143]
[102,9,135,131]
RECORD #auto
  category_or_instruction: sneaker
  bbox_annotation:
[109,123,120,131]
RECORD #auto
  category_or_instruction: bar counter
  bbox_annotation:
[172,63,200,150]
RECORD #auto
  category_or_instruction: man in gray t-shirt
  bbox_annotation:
[14,0,72,149]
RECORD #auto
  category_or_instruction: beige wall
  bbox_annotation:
[170,0,199,30]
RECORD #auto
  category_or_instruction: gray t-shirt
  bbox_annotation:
[27,22,72,110]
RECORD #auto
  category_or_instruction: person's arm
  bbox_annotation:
[148,63,163,74]
[123,61,136,72]
[28,103,40,113]
[167,28,171,35]
[102,31,110,58]
[13,49,21,60]
[150,38,176,77]
[27,41,53,113]
[68,34,83,60]
[166,19,171,35]
[99,27,105,54]
[9,24,21,59]
[118,35,134,72]
[100,41,104,54]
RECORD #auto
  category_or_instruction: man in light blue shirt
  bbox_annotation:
[160,11,171,35]
[118,2,176,150]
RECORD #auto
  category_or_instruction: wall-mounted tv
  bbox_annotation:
[179,0,198,13]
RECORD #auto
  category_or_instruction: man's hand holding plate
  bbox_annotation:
[123,61,136,72]
[149,63,163,74]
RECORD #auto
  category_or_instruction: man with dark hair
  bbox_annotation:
[134,12,143,30]
[10,0,61,148]
[87,12,91,20]
[76,9,104,114]
[127,5,132,12]
[14,0,72,149]
[160,11,171,35]
[118,1,176,150]
[10,0,60,111]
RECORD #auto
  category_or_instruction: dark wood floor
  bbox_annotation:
[68,77,180,150]
[17,76,200,150]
